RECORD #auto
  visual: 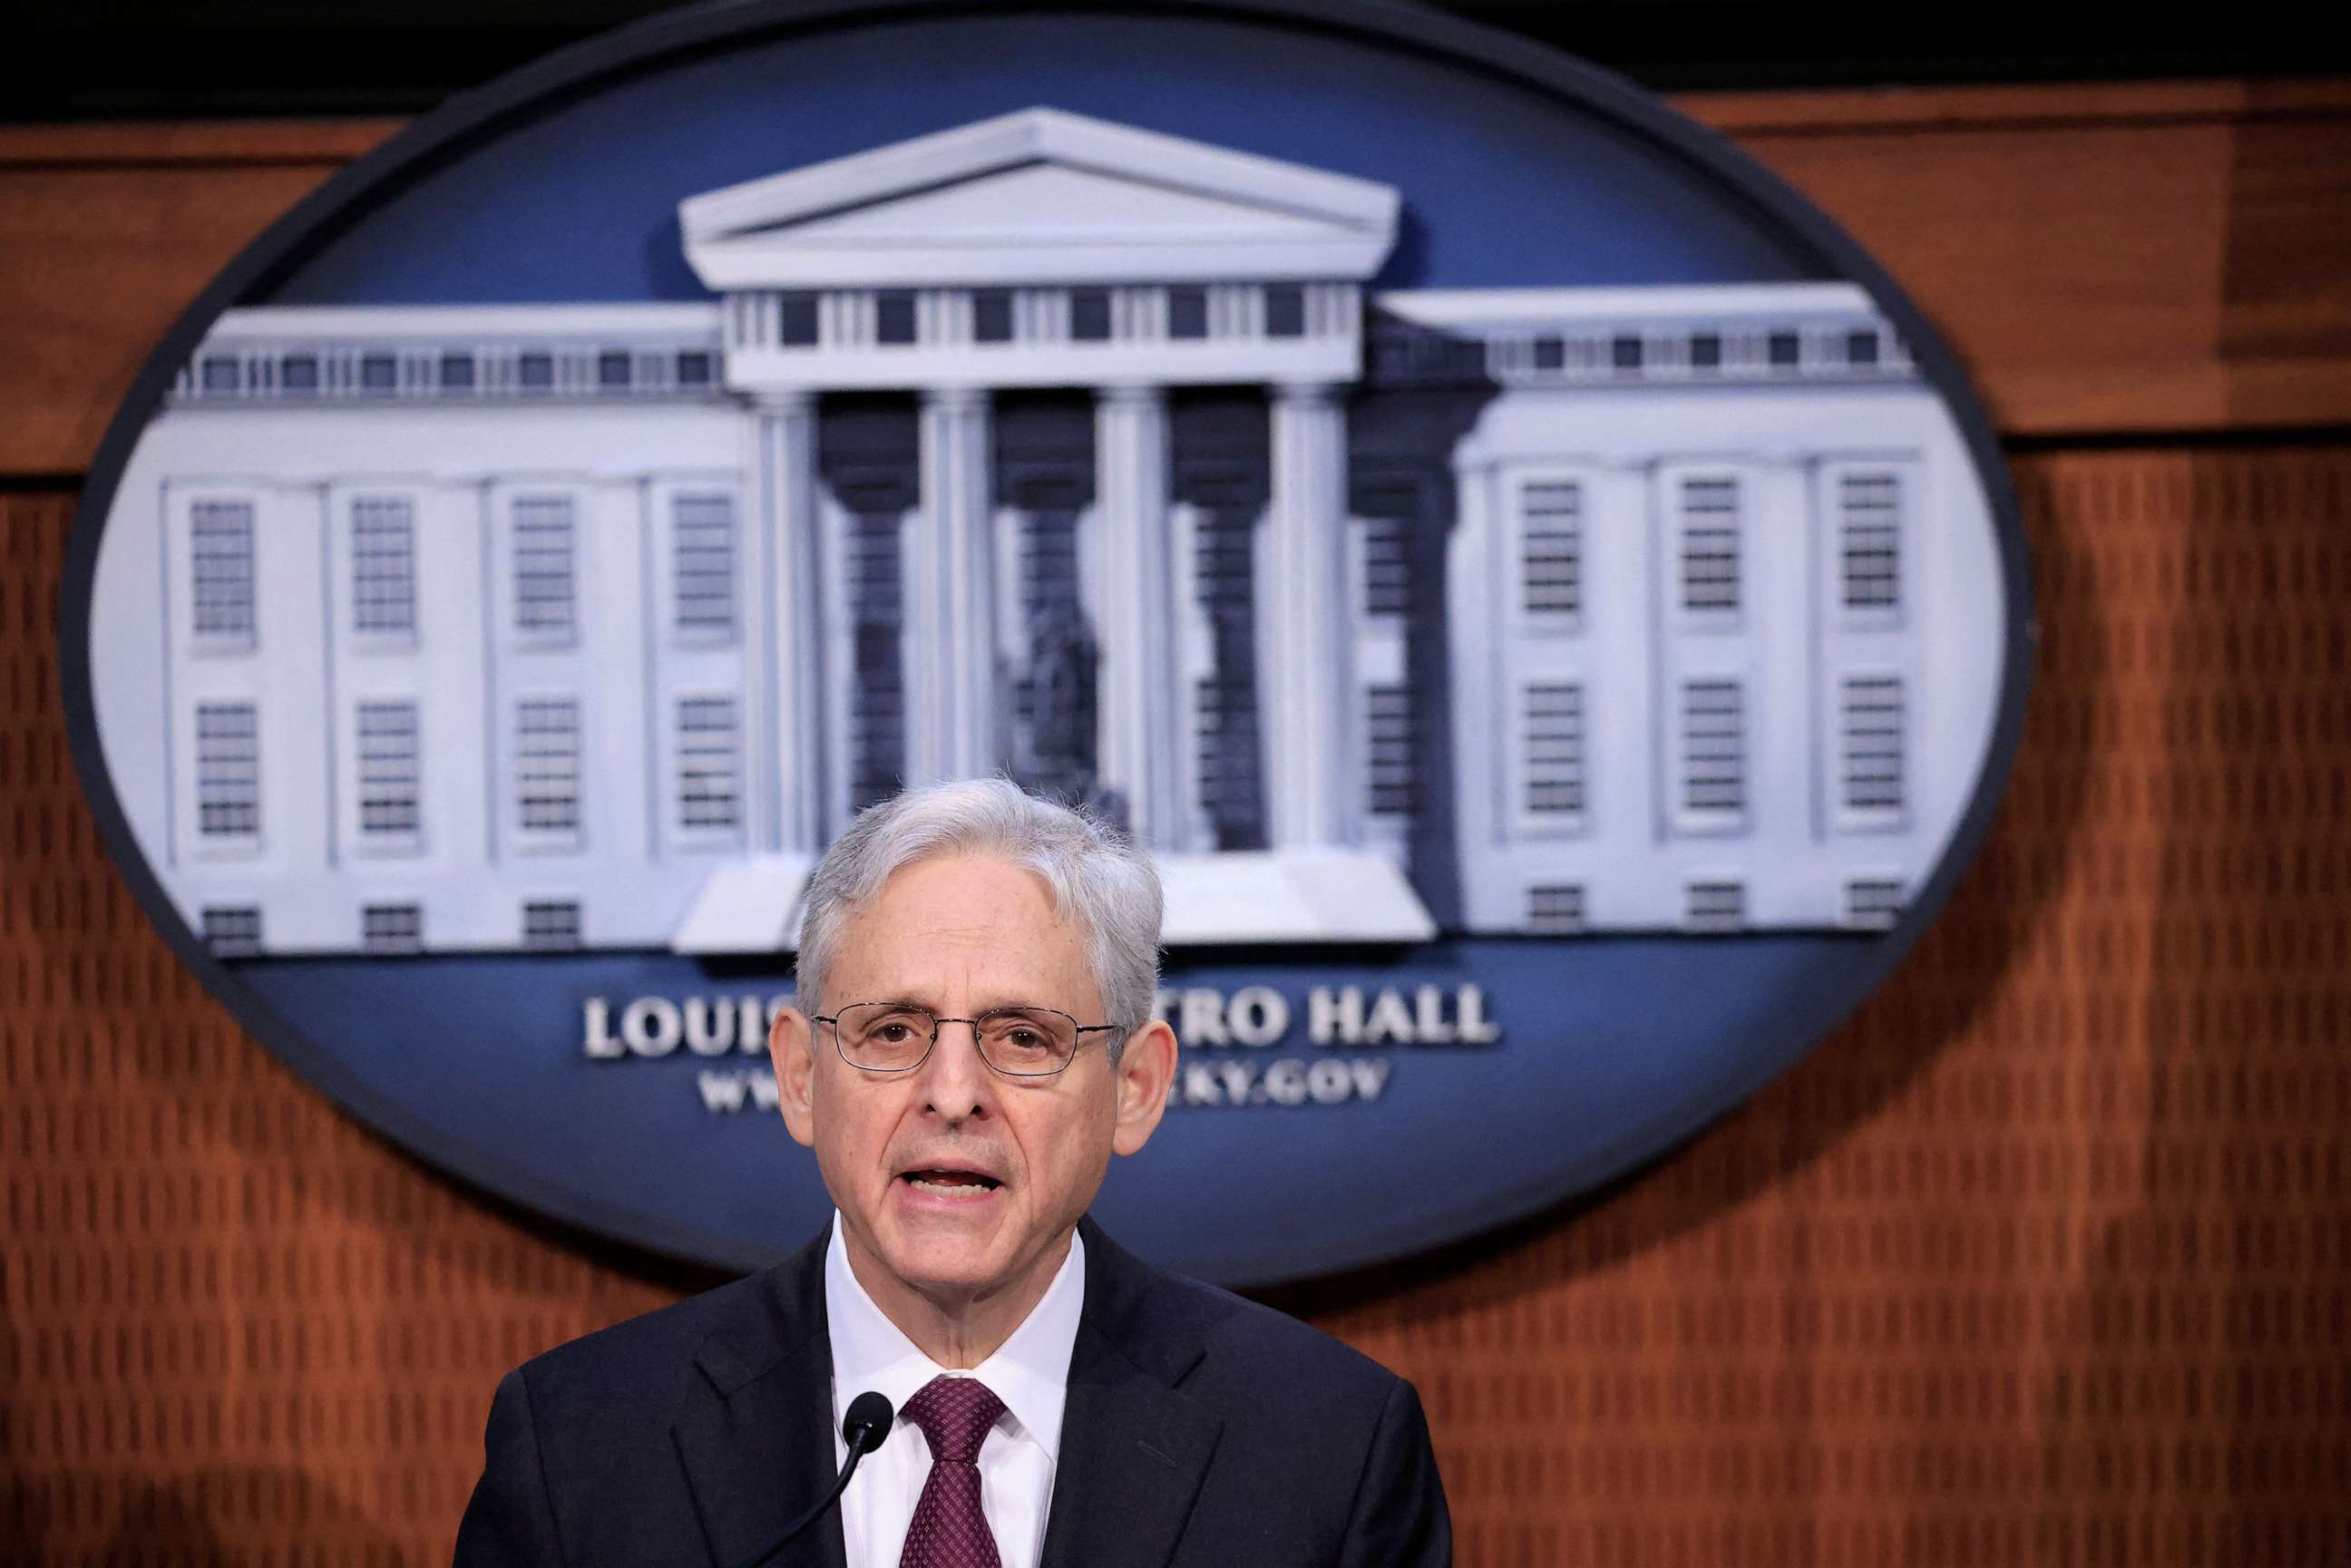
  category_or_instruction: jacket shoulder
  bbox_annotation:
[508,1239,824,1417]
[1166,1271,1403,1394]
[1082,1222,1406,1410]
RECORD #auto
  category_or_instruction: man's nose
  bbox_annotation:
[918,1018,994,1116]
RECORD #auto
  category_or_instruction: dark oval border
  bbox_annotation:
[58,0,2038,1281]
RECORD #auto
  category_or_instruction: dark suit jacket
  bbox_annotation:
[454,1217,1451,1566]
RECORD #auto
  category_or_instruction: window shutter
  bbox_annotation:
[672,493,738,638]
[677,696,744,834]
[1839,675,1906,817]
[190,500,257,642]
[351,496,417,635]
[1677,477,1741,615]
[1524,681,1587,818]
[1679,678,1745,822]
[512,495,578,638]
[1520,481,1582,618]
[515,697,583,837]
[194,702,260,841]
[1839,472,1901,613]
[356,701,422,839]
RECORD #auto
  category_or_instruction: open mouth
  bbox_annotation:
[899,1168,1003,1197]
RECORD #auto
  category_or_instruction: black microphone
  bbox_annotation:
[726,1391,894,1568]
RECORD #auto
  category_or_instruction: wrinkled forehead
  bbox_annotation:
[831,852,1100,1008]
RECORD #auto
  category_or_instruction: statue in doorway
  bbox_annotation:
[1018,608,1104,816]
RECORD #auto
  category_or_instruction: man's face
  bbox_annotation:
[771,853,1171,1315]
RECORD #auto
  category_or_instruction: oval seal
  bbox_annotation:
[63,0,2032,1285]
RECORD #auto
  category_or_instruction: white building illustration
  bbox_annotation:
[87,108,2005,957]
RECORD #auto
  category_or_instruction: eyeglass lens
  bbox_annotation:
[833,1002,1080,1074]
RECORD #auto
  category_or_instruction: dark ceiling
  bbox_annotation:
[4,2,2331,121]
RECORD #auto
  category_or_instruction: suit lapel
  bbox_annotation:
[1038,1223,1223,1568]
[671,1237,849,1568]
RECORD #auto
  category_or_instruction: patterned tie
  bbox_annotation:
[897,1374,1008,1568]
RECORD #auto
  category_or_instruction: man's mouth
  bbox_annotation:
[898,1166,1004,1197]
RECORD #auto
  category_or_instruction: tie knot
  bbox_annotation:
[901,1375,1006,1466]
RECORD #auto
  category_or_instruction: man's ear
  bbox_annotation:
[1108,1018,1177,1157]
[769,1005,818,1148]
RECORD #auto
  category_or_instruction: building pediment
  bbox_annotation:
[679,108,1400,290]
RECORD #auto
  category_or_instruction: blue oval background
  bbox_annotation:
[65,1,2031,1287]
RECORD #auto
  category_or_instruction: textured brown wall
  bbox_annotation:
[5,78,2351,1568]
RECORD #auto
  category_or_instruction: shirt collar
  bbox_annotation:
[824,1213,1085,1463]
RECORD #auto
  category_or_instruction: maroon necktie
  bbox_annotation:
[897,1374,1008,1568]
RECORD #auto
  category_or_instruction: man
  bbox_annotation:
[456,778,1451,1566]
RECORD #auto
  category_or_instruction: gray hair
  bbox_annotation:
[794,778,1164,1056]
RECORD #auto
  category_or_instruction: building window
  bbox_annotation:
[1768,330,1801,367]
[195,702,260,841]
[440,352,476,392]
[842,485,910,813]
[1839,675,1907,819]
[518,352,554,390]
[1839,472,1902,614]
[359,354,397,393]
[972,290,1014,345]
[1359,509,1410,619]
[676,349,716,385]
[280,355,319,394]
[1527,883,1585,934]
[1189,466,1268,852]
[1350,476,1420,618]
[515,697,582,836]
[1523,682,1586,820]
[1520,480,1582,619]
[1679,678,1745,825]
[1531,336,1565,370]
[1263,285,1305,339]
[1677,477,1741,618]
[351,496,417,637]
[200,356,240,393]
[362,902,423,953]
[677,696,743,835]
[1005,481,1095,803]
[774,294,818,347]
[1845,879,1904,929]
[596,350,633,389]
[1609,334,1643,371]
[190,500,258,643]
[671,494,737,638]
[1167,287,1209,341]
[1070,288,1113,343]
[875,290,918,346]
[676,694,743,831]
[522,900,581,950]
[1365,685,1415,818]
[1685,880,1746,931]
[201,905,262,955]
[512,495,577,638]
[1690,333,1722,370]
[356,701,422,839]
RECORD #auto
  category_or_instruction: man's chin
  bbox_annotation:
[880,1246,1017,1304]
[871,1205,1011,1290]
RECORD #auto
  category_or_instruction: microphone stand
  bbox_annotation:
[727,1391,894,1568]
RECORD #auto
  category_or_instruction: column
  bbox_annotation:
[754,391,824,852]
[1445,448,1505,928]
[909,386,998,784]
[1092,383,1184,848]
[1258,380,1356,848]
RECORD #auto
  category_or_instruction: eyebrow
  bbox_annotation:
[839,995,1065,1015]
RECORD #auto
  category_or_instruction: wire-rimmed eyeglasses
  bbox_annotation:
[812,1001,1121,1077]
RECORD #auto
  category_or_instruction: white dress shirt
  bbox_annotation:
[826,1214,1085,1568]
